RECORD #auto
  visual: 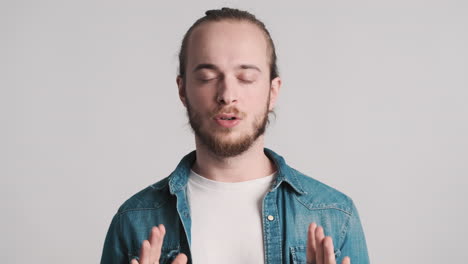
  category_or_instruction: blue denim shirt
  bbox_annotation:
[101,149,369,264]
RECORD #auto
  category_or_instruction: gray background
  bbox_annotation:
[2,0,467,263]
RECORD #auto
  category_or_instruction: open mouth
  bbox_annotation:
[214,114,241,128]
[219,117,237,120]
[215,113,241,120]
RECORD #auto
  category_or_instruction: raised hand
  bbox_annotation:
[306,223,351,264]
[130,224,187,264]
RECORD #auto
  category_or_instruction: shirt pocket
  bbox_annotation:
[290,246,341,264]
[129,247,181,264]
[160,247,182,264]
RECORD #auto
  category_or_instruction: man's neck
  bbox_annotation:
[192,136,276,183]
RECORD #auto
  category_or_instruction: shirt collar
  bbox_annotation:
[168,148,306,195]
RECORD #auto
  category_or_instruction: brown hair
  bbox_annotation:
[178,7,279,81]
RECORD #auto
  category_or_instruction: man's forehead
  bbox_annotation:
[186,20,270,68]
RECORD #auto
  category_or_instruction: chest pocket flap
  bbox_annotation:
[290,245,341,264]
[129,247,181,264]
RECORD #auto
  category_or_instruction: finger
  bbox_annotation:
[159,224,166,238]
[148,226,160,261]
[140,240,151,264]
[341,256,351,264]
[307,222,317,263]
[172,253,188,264]
[315,226,325,264]
[131,259,139,264]
[149,225,164,262]
[157,224,166,258]
[323,236,336,264]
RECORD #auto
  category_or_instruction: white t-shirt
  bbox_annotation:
[187,170,276,264]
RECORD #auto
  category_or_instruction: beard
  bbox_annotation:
[185,96,270,158]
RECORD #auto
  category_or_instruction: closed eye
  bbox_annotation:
[237,71,257,84]
[238,78,255,84]
[198,77,218,83]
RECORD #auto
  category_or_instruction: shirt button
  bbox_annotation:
[267,215,274,221]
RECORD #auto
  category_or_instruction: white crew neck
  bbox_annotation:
[188,170,277,191]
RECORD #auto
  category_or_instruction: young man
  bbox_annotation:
[101,8,369,264]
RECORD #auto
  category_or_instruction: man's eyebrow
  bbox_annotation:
[192,64,262,73]
[238,64,262,72]
[192,63,219,73]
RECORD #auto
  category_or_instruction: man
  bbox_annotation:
[101,7,369,264]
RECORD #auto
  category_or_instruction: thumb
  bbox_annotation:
[172,253,188,264]
[341,256,351,264]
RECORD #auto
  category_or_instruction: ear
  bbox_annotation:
[177,75,187,107]
[268,76,281,111]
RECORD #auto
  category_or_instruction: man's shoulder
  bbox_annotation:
[116,176,173,214]
[288,168,355,215]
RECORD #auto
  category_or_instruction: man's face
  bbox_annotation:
[178,20,280,157]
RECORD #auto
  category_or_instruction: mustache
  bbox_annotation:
[209,106,246,119]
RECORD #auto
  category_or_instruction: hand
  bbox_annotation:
[306,223,350,264]
[131,224,187,264]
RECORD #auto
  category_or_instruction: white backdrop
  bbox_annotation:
[2,0,467,263]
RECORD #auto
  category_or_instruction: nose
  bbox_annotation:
[216,75,238,105]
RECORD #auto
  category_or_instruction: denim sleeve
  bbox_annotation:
[337,200,370,264]
[100,213,128,264]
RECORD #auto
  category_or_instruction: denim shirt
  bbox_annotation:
[101,149,369,264]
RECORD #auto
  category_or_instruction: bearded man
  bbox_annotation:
[101,8,369,264]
